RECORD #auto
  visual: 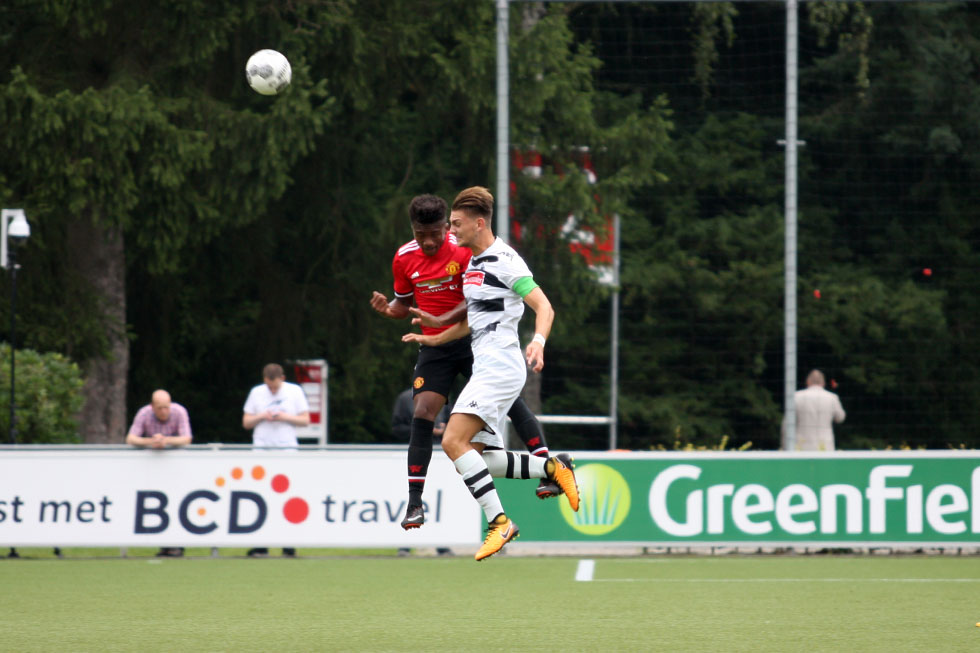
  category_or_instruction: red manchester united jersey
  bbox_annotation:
[392,232,472,335]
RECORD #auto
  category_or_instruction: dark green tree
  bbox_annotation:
[0,1,673,444]
[0,0,331,441]
[799,1,980,447]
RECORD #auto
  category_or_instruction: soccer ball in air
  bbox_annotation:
[245,49,291,95]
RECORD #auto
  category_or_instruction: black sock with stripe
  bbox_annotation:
[453,449,504,521]
[407,418,434,507]
[481,450,547,479]
[508,399,550,458]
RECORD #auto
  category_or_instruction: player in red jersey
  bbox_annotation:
[370,194,559,530]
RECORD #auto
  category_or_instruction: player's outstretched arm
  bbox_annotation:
[402,318,470,347]
[409,300,467,329]
[522,287,554,373]
[370,291,411,320]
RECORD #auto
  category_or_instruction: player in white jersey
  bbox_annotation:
[402,186,580,561]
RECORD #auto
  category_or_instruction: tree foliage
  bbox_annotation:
[1,1,978,451]
[0,343,84,443]
[555,1,980,450]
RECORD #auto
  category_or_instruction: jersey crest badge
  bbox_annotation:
[445,261,460,276]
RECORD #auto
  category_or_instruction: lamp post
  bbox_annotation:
[2,209,30,445]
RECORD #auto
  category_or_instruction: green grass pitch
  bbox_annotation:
[1,550,979,652]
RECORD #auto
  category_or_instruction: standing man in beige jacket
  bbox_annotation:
[784,369,846,451]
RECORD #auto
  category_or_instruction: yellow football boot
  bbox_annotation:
[475,514,519,561]
[547,453,580,512]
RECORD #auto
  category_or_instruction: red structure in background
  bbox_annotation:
[292,359,328,444]
[293,361,323,425]
[511,146,614,285]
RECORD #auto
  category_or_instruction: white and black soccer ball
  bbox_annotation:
[245,49,291,96]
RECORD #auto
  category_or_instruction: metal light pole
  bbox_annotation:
[2,209,31,445]
[783,1,799,450]
[495,0,510,244]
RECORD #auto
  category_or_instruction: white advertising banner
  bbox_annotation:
[0,449,480,547]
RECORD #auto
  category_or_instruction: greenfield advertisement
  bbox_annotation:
[3,449,979,547]
[497,452,980,545]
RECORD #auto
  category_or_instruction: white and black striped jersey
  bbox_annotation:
[462,237,537,349]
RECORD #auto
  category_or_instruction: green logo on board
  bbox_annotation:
[560,464,631,535]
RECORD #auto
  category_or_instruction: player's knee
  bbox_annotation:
[441,437,459,459]
[412,392,445,421]
[413,407,439,421]
[441,430,467,458]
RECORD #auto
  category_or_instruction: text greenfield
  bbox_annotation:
[648,464,980,538]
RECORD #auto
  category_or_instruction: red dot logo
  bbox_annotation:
[283,497,309,524]
[271,474,290,493]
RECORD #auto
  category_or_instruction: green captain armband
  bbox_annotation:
[513,276,539,298]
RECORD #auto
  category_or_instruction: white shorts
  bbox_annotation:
[452,336,527,449]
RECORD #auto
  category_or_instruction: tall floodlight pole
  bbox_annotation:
[783,0,799,450]
[1,209,31,445]
[495,0,510,243]
[496,0,514,445]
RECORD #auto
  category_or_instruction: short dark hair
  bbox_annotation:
[263,363,284,380]
[452,186,493,221]
[409,194,448,226]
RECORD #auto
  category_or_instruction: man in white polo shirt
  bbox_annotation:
[243,363,310,448]
[242,363,310,558]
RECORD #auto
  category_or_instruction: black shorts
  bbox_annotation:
[412,335,473,399]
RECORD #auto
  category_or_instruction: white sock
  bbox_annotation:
[453,449,504,521]
[482,450,547,479]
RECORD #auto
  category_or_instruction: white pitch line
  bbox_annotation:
[575,559,596,582]
[594,577,980,583]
